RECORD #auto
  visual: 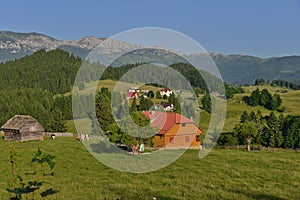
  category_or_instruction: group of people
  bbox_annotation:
[128,143,145,155]
[76,134,89,141]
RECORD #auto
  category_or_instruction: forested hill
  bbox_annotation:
[0,49,226,95]
[0,49,82,94]
[0,49,226,129]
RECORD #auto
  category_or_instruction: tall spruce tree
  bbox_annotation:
[130,97,137,113]
[201,93,211,113]
[95,89,114,132]
[240,111,249,123]
[48,107,67,132]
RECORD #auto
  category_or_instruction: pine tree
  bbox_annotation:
[48,108,67,132]
[266,112,282,148]
[240,111,249,123]
[260,89,272,106]
[201,93,211,113]
[155,91,161,99]
[271,94,282,110]
[249,88,260,106]
[168,93,181,113]
[130,97,137,113]
[139,96,147,111]
[147,91,155,99]
[95,90,114,132]
[249,111,256,122]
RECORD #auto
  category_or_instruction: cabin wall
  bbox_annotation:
[3,130,21,141]
[3,130,44,141]
[159,123,202,148]
[154,135,165,147]
[20,132,44,141]
[164,134,199,148]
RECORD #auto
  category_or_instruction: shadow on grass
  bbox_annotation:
[90,142,129,154]
[230,189,286,200]
[41,188,59,198]
[117,193,182,200]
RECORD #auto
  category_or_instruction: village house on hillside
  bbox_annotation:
[126,92,138,100]
[154,103,174,111]
[144,111,203,148]
[160,88,173,97]
[126,87,140,100]
[128,87,140,93]
[1,115,44,141]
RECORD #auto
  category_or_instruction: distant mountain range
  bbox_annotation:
[1,30,300,85]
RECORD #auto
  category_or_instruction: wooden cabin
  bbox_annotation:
[144,111,203,148]
[1,115,45,141]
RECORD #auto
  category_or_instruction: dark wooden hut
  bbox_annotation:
[1,115,44,141]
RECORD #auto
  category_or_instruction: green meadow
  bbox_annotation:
[0,137,299,199]
[69,80,300,135]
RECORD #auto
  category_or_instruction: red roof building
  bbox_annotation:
[126,92,138,100]
[144,111,203,148]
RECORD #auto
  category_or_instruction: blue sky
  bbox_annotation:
[1,0,300,57]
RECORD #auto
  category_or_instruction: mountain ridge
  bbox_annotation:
[1,30,300,85]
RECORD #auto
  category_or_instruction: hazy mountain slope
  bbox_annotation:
[0,31,104,62]
[228,56,300,85]
[1,30,300,85]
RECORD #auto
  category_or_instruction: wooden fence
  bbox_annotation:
[43,132,74,137]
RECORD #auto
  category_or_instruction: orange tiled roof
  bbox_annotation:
[143,111,194,134]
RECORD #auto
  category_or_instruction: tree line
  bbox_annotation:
[0,88,66,132]
[255,78,300,90]
[243,88,282,110]
[218,110,300,150]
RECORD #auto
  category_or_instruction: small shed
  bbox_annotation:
[1,115,45,141]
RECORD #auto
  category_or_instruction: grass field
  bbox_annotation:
[0,137,299,199]
[203,85,300,133]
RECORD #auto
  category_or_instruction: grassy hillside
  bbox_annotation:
[0,137,299,199]
[207,85,300,133]
[70,80,300,134]
[68,79,300,136]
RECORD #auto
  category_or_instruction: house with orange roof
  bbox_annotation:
[143,111,203,148]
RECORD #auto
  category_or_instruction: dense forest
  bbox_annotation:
[0,49,82,94]
[0,49,228,131]
[218,111,300,149]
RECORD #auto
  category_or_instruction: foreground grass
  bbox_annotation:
[0,137,299,199]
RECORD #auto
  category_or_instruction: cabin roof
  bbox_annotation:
[1,115,40,130]
[126,92,138,98]
[160,88,172,92]
[143,111,196,134]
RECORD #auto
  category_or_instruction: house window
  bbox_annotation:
[185,136,190,143]
[169,137,174,144]
[181,123,186,127]
[196,135,200,142]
